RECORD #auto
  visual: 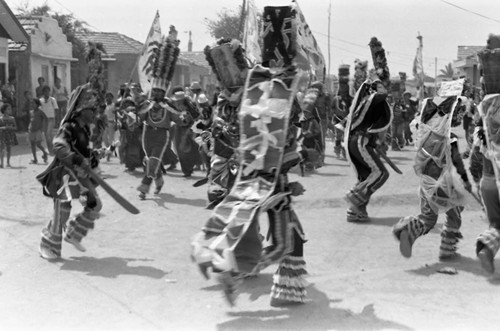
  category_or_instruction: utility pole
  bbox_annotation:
[434,57,437,92]
[327,0,331,77]
[239,0,247,40]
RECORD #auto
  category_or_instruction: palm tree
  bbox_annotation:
[438,63,455,79]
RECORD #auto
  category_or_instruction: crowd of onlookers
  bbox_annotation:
[0,75,480,171]
[0,76,68,167]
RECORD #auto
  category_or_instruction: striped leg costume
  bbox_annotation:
[40,188,102,257]
[261,196,307,305]
[346,133,389,222]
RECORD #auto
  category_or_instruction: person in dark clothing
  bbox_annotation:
[28,98,49,164]
[402,91,418,145]
[37,85,102,260]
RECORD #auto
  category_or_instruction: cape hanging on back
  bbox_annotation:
[414,92,466,213]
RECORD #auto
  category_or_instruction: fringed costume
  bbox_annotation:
[37,44,106,259]
[203,38,249,208]
[344,37,392,222]
[474,35,500,272]
[137,26,180,199]
[393,79,469,259]
[191,4,318,307]
[168,89,201,177]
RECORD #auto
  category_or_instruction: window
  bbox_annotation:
[41,65,49,84]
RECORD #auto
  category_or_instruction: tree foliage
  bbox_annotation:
[204,6,243,41]
[15,1,90,58]
[439,62,455,79]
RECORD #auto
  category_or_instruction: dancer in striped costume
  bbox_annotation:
[137,26,180,199]
[37,40,107,260]
[37,85,102,259]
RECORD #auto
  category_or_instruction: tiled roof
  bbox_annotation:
[181,51,210,68]
[7,16,43,51]
[457,46,484,60]
[75,31,143,56]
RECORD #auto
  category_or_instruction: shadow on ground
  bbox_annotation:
[407,255,500,281]
[59,256,168,279]
[212,274,412,331]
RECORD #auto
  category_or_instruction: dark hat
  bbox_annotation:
[171,85,185,101]
[190,81,202,91]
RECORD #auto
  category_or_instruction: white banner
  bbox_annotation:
[138,11,162,94]
[242,0,261,65]
[437,78,465,97]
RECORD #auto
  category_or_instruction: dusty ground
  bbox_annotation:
[1,131,500,331]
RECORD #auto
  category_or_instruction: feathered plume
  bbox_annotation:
[353,59,368,91]
[151,25,180,91]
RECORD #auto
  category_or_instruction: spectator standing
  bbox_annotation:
[35,77,46,98]
[402,91,418,145]
[52,78,68,127]
[0,103,18,167]
[39,85,58,154]
[28,99,49,164]
[1,77,19,130]
[103,92,117,149]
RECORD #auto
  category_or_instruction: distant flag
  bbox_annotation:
[138,11,162,94]
[413,34,425,98]
[242,0,261,64]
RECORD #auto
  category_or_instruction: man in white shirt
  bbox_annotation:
[40,85,59,154]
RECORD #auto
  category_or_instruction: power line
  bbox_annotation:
[52,0,103,32]
[312,29,453,62]
[439,0,500,24]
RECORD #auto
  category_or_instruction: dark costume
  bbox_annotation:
[474,37,500,272]
[119,100,144,171]
[137,26,180,198]
[37,85,102,259]
[203,38,248,208]
[333,64,353,159]
[192,4,322,306]
[344,37,393,223]
[169,92,201,177]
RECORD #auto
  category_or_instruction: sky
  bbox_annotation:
[6,0,500,78]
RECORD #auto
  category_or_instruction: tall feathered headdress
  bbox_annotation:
[368,37,390,91]
[150,25,181,92]
[353,59,368,92]
[204,38,248,92]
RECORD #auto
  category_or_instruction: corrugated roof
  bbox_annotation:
[457,46,484,60]
[75,31,143,56]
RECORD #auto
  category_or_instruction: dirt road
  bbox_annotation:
[1,133,499,331]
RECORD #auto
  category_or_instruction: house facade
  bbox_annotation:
[74,31,143,96]
[8,15,74,108]
[453,45,484,87]
[74,33,216,98]
[0,0,29,86]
